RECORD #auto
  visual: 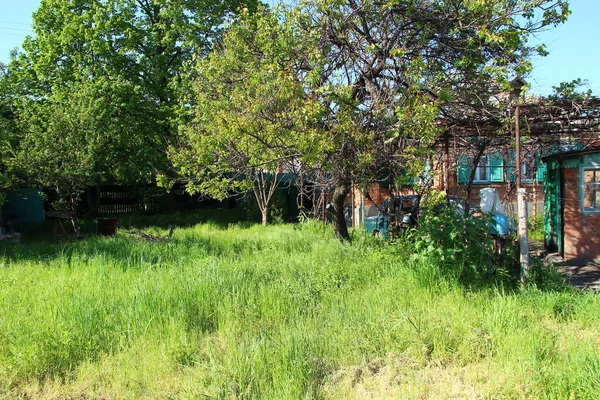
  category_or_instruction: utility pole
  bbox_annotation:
[515,104,530,285]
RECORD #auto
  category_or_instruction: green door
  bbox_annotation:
[544,162,563,255]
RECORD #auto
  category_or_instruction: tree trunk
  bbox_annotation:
[331,182,350,240]
[261,207,268,226]
[68,193,83,239]
[465,144,486,215]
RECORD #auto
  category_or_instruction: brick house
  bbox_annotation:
[447,146,546,216]
[544,147,600,261]
[348,146,548,227]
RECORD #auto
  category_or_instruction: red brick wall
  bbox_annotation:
[448,183,544,216]
[563,168,600,260]
[346,184,415,208]
[349,181,544,217]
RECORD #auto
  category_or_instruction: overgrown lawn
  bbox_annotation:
[0,213,599,399]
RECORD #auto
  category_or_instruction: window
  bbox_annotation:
[521,154,535,183]
[457,152,504,184]
[474,156,489,182]
[582,168,600,212]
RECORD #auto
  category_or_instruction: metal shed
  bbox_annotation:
[2,188,45,227]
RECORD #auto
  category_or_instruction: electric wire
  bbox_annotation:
[0,32,30,38]
[0,19,32,26]
[0,26,33,33]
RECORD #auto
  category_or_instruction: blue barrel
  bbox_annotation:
[490,214,509,237]
[364,215,389,237]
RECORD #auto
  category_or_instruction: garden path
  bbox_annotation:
[557,259,600,291]
[534,241,600,290]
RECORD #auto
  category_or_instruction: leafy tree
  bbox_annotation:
[10,78,127,236]
[289,0,570,239]
[7,0,259,184]
[170,7,327,225]
[0,64,18,205]
[173,0,569,237]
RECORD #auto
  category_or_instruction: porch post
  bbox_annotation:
[515,105,530,284]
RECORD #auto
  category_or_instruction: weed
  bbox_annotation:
[0,216,598,399]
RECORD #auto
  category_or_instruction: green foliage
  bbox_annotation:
[548,78,593,102]
[1,219,599,399]
[172,7,326,224]
[173,6,326,188]
[529,214,545,242]
[0,64,24,203]
[244,187,289,224]
[5,0,259,185]
[295,0,569,237]
[406,207,517,285]
[168,0,571,236]
[529,256,569,292]
[9,80,107,218]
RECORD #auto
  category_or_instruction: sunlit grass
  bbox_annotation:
[0,212,598,399]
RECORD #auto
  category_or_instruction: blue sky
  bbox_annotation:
[1,0,598,96]
[528,0,600,95]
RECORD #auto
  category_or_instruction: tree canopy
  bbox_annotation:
[170,7,328,225]
[0,0,576,237]
[1,0,260,227]
[296,0,570,238]
[6,0,259,184]
[168,0,569,236]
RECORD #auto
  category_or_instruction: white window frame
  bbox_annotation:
[473,155,490,183]
[521,154,535,184]
[581,166,600,214]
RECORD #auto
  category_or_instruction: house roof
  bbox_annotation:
[542,146,600,162]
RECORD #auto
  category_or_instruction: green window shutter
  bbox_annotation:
[536,160,547,183]
[457,155,471,183]
[489,152,504,182]
[506,150,516,183]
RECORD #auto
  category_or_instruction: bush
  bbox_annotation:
[528,214,545,242]
[529,256,569,291]
[405,207,518,285]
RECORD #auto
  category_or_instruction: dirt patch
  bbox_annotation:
[531,238,600,290]
[321,356,531,400]
[543,252,600,290]
[558,260,600,290]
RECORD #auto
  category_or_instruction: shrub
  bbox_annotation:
[405,206,518,285]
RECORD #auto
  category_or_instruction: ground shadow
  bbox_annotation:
[114,208,250,230]
[554,257,600,290]
[0,208,258,266]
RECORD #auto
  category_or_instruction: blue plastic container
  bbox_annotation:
[490,214,509,237]
[364,215,389,238]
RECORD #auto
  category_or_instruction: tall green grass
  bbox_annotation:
[0,213,599,399]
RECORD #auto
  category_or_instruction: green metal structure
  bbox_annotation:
[543,147,600,257]
[2,188,45,226]
[544,159,562,255]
